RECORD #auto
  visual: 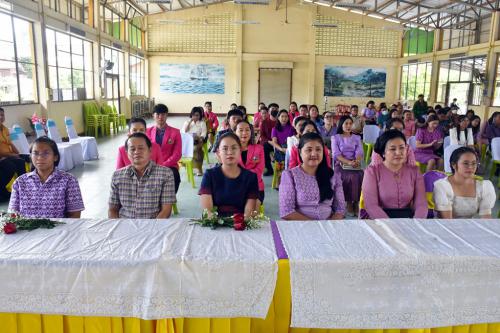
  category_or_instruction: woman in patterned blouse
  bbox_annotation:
[279,132,345,220]
[9,136,84,218]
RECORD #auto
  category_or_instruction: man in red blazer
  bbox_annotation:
[146,104,182,192]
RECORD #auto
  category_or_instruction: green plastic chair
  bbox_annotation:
[101,104,119,135]
[203,141,210,163]
[112,105,127,131]
[83,102,99,137]
[172,203,179,215]
[180,133,196,188]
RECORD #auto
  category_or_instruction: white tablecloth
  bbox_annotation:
[0,218,278,319]
[277,219,500,329]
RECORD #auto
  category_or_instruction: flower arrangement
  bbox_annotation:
[191,209,269,231]
[0,212,65,234]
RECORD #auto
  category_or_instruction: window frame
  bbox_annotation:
[0,12,38,106]
[399,61,432,102]
[46,28,94,102]
[129,54,145,96]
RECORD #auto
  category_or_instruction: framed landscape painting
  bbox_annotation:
[160,64,225,94]
[324,66,386,97]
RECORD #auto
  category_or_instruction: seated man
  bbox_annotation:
[211,109,243,152]
[116,117,163,169]
[0,107,28,201]
[146,104,182,193]
[109,133,176,219]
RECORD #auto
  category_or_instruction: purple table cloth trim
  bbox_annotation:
[271,220,288,259]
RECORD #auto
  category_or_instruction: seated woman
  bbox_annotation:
[433,146,495,218]
[308,105,324,127]
[116,117,163,169]
[182,107,207,176]
[288,116,307,149]
[415,115,444,171]
[279,132,345,220]
[289,120,331,169]
[235,120,265,207]
[199,132,259,218]
[271,110,295,164]
[332,116,363,216]
[361,130,427,219]
[8,136,84,218]
[449,115,474,147]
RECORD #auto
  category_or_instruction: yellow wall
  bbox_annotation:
[147,0,402,115]
[2,104,42,132]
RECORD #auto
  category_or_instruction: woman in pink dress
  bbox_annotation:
[361,130,427,219]
[414,115,444,172]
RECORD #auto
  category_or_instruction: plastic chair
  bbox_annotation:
[101,104,119,135]
[10,125,30,154]
[203,141,210,163]
[423,170,447,218]
[408,136,427,173]
[83,102,100,137]
[444,144,462,173]
[362,125,379,164]
[34,122,46,138]
[172,203,179,215]
[180,133,195,188]
[65,116,99,160]
[489,137,500,183]
[443,136,451,150]
[247,115,254,123]
[47,119,84,169]
[112,105,127,130]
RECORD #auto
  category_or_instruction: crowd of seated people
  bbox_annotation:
[2,98,498,222]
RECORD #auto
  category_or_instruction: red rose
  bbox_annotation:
[3,222,17,234]
[233,213,246,231]
[10,213,17,218]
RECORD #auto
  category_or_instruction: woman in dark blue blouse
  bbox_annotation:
[199,132,259,217]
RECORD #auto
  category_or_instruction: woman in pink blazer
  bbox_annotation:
[235,120,265,208]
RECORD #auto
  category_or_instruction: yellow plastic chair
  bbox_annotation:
[101,104,119,135]
[112,105,127,131]
[203,141,210,163]
[82,102,100,137]
[416,161,428,174]
[172,203,179,215]
[271,161,284,189]
[247,115,254,123]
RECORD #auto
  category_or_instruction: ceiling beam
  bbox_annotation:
[449,0,495,10]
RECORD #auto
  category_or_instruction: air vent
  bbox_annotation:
[69,26,85,37]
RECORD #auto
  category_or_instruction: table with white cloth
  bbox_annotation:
[2,218,500,333]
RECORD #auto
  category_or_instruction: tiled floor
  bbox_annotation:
[1,116,498,220]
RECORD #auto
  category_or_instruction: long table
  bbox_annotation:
[1,218,500,333]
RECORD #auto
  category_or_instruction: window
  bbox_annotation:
[0,12,37,105]
[101,46,124,96]
[129,55,145,96]
[402,28,434,57]
[128,17,144,49]
[436,56,486,105]
[100,4,123,40]
[43,0,92,26]
[46,28,94,101]
[399,62,432,102]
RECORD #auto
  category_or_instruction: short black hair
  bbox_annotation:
[299,119,319,134]
[299,104,308,109]
[190,106,204,119]
[366,101,375,107]
[227,109,244,120]
[449,146,477,174]
[125,132,152,150]
[204,101,212,107]
[153,104,168,114]
[235,119,255,145]
[351,105,358,109]
[31,136,60,167]
[387,118,404,130]
[0,107,4,113]
[293,116,307,127]
[374,129,407,159]
[214,131,241,152]
[268,103,279,109]
[128,117,147,130]
[237,105,247,114]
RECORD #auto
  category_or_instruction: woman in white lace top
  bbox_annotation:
[433,146,496,218]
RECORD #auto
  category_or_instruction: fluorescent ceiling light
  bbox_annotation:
[303,0,313,2]
[334,6,349,11]
[350,9,365,15]
[312,22,338,28]
[382,25,407,31]
[233,20,260,24]
[385,18,400,23]
[316,1,331,7]
[334,2,369,10]
[233,0,269,4]
[138,0,171,3]
[368,14,383,19]
[157,19,185,24]
[430,8,462,14]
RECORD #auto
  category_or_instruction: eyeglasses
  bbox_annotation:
[31,151,52,158]
[460,162,479,168]
[219,146,239,154]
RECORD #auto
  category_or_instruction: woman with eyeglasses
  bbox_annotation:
[361,130,427,219]
[199,132,259,218]
[433,146,495,219]
[8,136,84,218]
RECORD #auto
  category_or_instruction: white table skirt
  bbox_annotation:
[0,218,278,319]
[277,219,500,329]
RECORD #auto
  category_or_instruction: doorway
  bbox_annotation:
[446,82,470,114]
[104,73,121,113]
[258,68,292,109]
